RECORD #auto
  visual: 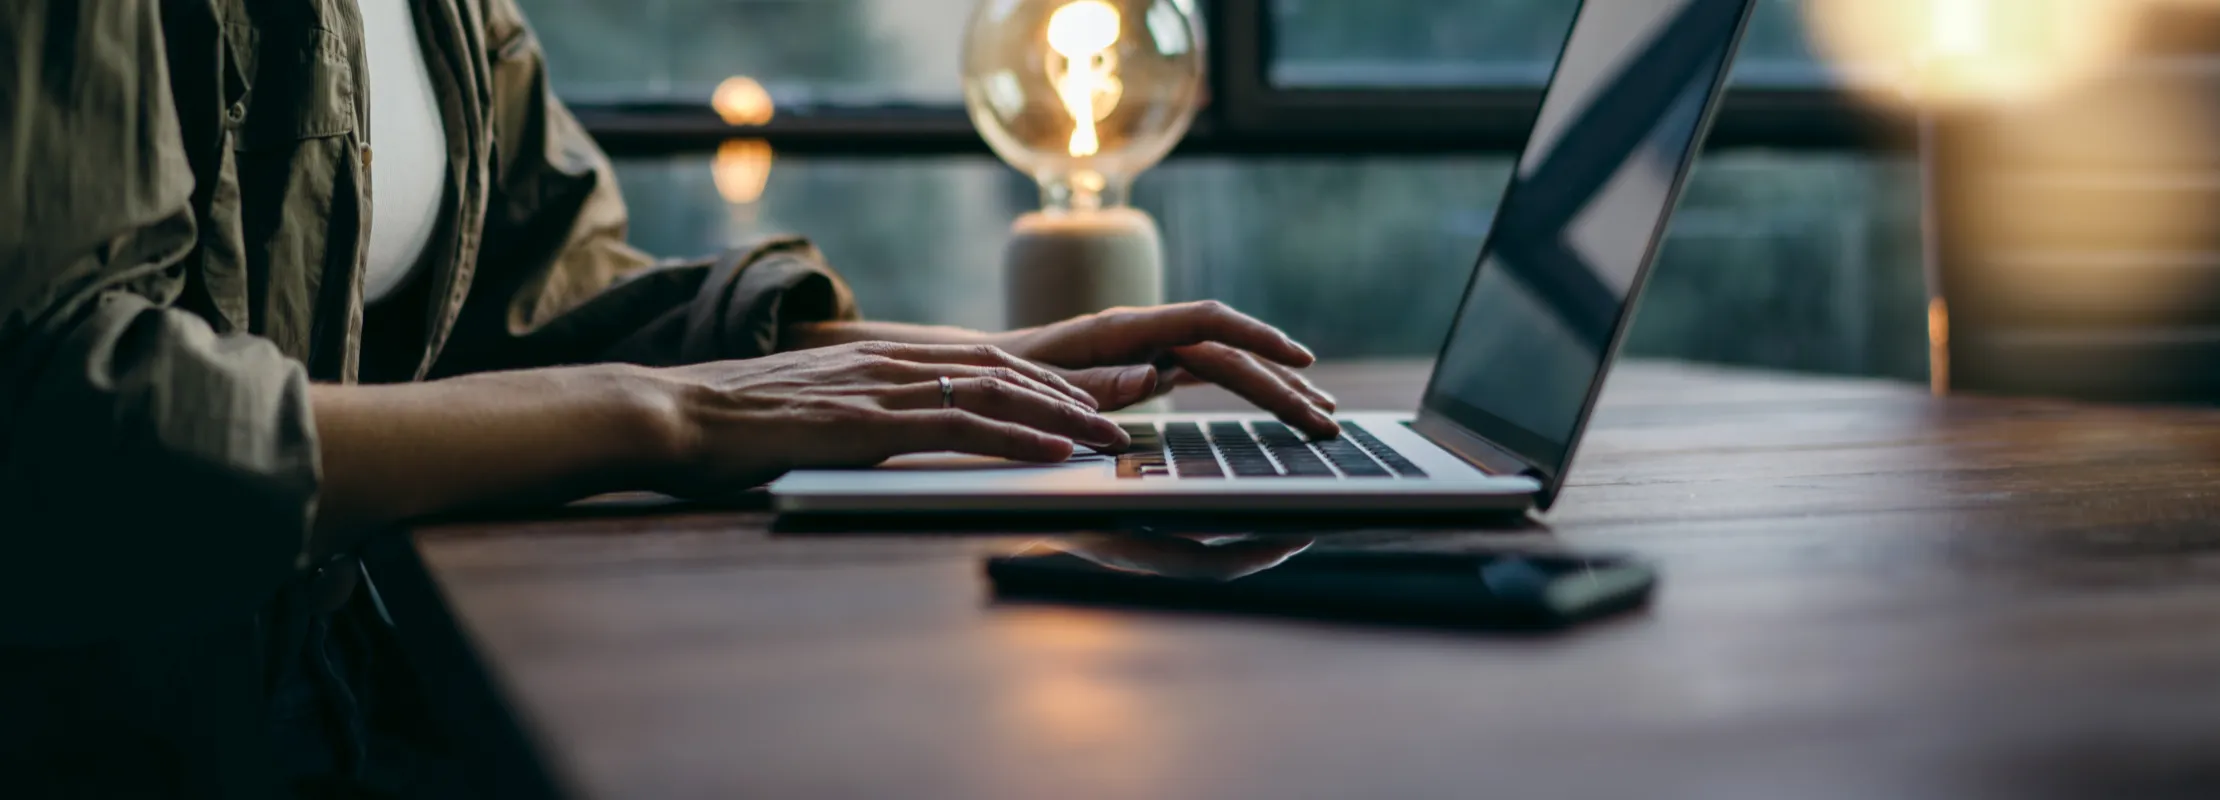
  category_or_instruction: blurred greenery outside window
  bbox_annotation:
[519,0,1928,380]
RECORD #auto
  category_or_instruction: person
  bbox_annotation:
[0,0,1336,795]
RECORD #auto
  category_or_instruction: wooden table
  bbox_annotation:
[399,361,2220,799]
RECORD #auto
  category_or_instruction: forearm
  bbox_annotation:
[308,364,683,557]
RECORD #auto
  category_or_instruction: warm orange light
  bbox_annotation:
[1928,298,1950,396]
[985,608,1146,747]
[1947,72,2220,341]
[1045,0,1124,157]
[711,76,776,126]
[1927,298,1950,348]
[991,604,1133,652]
[712,139,774,204]
[1806,0,2137,109]
[964,0,1203,213]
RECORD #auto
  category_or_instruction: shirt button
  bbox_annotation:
[225,101,246,124]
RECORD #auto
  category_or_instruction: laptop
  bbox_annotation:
[772,0,1759,516]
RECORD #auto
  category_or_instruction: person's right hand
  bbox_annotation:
[646,341,1132,496]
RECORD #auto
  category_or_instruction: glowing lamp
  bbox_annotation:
[709,77,777,236]
[963,0,1205,328]
[1806,0,2137,109]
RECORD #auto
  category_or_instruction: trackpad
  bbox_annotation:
[873,451,1112,473]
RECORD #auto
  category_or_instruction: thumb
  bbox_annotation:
[1060,365,1159,410]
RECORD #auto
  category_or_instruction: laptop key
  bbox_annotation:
[1168,445,1214,465]
[1250,421,1305,444]
[1340,422,1429,478]
[1274,448,1328,466]
[1315,438,1391,477]
[1173,467,1221,479]
[1118,459,1151,478]
[1155,418,1442,480]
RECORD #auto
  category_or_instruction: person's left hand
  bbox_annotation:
[993,301,1341,438]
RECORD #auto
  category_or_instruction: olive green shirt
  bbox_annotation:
[0,0,857,646]
[4,0,868,792]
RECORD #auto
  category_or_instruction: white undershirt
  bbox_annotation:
[357,0,450,304]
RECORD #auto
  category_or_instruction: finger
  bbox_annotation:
[1153,365,1202,395]
[879,360,1097,417]
[869,343,1098,408]
[1263,361,1337,412]
[1091,301,1316,368]
[884,377,1129,450]
[886,409,1076,463]
[1173,343,1340,438]
[1058,365,1160,410]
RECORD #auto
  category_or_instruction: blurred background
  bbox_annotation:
[517,0,1934,380]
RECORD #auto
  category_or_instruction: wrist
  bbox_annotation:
[586,363,702,488]
[780,321,848,352]
[983,327,1041,358]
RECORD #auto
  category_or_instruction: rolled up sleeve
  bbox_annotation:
[436,236,862,374]
[0,1,319,646]
[431,0,859,375]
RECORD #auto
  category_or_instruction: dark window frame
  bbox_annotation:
[573,0,1911,158]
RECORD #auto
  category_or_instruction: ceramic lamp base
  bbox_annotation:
[1004,206,1170,412]
[1003,207,1165,329]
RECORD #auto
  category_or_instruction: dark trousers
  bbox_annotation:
[275,568,474,799]
[0,561,473,799]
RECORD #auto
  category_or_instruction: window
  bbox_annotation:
[520,0,1836,99]
[520,0,1928,381]
[524,0,971,104]
[1269,0,1830,88]
[614,152,1923,376]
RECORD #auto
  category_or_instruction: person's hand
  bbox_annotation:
[646,342,1131,496]
[993,301,1341,437]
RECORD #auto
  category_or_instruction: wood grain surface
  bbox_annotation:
[411,361,2220,800]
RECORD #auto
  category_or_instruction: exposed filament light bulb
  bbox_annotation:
[964,0,1205,331]
[1806,0,2137,109]
[1930,0,1987,57]
[1045,1,1123,159]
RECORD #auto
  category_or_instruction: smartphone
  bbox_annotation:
[984,543,1656,631]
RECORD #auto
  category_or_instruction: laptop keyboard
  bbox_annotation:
[1116,421,1429,480]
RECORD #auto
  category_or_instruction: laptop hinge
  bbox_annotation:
[1410,409,1543,479]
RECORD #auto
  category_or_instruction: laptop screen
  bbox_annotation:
[1420,0,1752,481]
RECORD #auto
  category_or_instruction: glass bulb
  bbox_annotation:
[963,0,1205,213]
[1805,0,2136,109]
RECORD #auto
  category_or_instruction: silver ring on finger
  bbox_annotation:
[939,375,955,409]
